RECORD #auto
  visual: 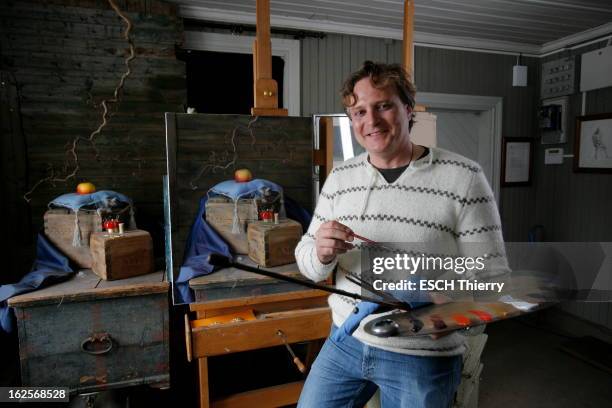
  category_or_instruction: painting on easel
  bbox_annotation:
[164,113,313,304]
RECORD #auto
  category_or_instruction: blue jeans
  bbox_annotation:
[298,326,462,408]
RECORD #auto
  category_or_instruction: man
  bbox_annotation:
[295,61,507,407]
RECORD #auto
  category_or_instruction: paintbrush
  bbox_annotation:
[207,254,410,311]
[351,232,398,253]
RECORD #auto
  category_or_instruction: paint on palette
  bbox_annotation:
[468,310,493,322]
[410,318,424,333]
[485,303,512,317]
[451,314,471,326]
[430,314,447,330]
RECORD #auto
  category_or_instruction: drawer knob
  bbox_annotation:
[81,333,114,355]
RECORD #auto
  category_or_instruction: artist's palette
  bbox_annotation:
[364,301,543,337]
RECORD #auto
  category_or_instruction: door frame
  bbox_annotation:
[416,92,503,203]
[183,31,301,116]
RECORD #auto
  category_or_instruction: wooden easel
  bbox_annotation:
[251,0,287,117]
[185,288,331,407]
[184,2,331,407]
[403,0,426,113]
[402,0,415,78]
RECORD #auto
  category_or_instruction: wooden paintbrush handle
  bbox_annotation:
[352,232,377,244]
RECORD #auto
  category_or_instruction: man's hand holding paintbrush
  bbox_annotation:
[315,220,398,264]
[315,221,356,264]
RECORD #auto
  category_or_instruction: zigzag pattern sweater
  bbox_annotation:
[295,147,508,356]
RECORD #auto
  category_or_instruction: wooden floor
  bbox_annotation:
[480,317,612,408]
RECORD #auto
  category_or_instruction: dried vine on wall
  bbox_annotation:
[24,0,135,202]
[189,117,259,190]
[188,117,297,190]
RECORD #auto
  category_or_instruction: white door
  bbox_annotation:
[416,93,502,202]
[429,109,495,191]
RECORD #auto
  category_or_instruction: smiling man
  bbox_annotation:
[295,61,507,407]
[345,63,419,169]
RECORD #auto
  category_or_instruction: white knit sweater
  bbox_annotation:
[295,147,508,356]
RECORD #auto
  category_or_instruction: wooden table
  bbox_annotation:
[189,257,311,302]
[186,262,331,408]
[8,270,170,394]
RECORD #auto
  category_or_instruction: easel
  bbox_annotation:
[402,0,435,146]
[251,0,287,117]
[403,0,426,114]
[183,2,331,407]
[185,289,331,407]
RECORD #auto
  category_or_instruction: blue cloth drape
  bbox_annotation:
[0,233,75,333]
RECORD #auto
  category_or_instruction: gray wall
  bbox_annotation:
[537,41,612,330]
[537,40,612,243]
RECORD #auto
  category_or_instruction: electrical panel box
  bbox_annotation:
[580,46,612,92]
[541,57,576,99]
[539,96,568,144]
[539,105,562,131]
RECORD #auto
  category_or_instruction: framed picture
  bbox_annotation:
[574,113,612,173]
[501,137,533,186]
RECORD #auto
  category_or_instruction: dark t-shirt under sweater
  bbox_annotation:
[375,146,430,183]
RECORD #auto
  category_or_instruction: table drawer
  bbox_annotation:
[15,293,169,392]
[188,307,331,358]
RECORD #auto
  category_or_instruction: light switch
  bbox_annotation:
[545,148,564,164]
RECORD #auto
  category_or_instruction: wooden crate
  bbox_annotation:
[44,209,102,268]
[8,270,169,394]
[44,208,130,268]
[205,197,259,254]
[90,230,154,281]
[247,219,302,267]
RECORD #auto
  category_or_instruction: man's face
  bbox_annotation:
[348,78,413,163]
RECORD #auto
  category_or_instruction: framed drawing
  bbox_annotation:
[574,113,612,173]
[501,137,533,186]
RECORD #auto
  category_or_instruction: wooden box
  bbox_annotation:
[90,230,154,280]
[205,197,259,254]
[44,208,131,268]
[247,219,303,267]
[44,209,103,268]
[8,270,169,393]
